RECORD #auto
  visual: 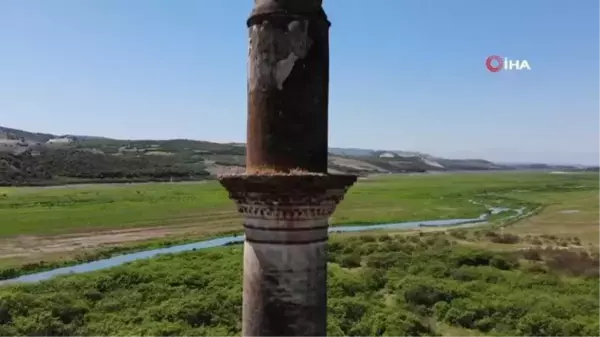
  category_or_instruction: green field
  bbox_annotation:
[0,171,598,269]
[0,171,598,336]
[1,172,596,237]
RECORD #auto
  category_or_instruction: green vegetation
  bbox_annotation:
[0,149,210,186]
[0,171,597,336]
[0,232,241,281]
[2,172,597,237]
[3,125,594,186]
[0,182,232,236]
[0,127,247,186]
[0,172,597,283]
[0,232,597,336]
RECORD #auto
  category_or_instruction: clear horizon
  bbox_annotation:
[0,0,598,165]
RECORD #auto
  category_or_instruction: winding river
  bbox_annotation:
[2,205,524,286]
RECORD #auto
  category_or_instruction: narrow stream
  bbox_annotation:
[2,205,524,285]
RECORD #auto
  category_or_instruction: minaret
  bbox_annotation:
[219,1,356,335]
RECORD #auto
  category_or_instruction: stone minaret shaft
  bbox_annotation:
[219,0,356,335]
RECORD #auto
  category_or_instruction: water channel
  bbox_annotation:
[2,205,524,285]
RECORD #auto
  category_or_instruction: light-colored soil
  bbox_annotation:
[329,156,388,173]
[507,197,598,245]
[204,164,245,176]
[0,222,238,261]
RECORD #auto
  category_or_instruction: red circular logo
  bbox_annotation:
[485,55,503,72]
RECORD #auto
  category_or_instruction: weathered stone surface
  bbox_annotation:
[219,174,356,336]
[243,241,327,336]
[218,1,356,335]
[250,0,324,19]
[246,2,331,174]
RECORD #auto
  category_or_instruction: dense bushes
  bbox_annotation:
[0,234,597,336]
[0,149,210,186]
[0,153,52,185]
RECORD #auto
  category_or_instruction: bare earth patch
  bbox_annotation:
[0,223,236,260]
[507,196,599,245]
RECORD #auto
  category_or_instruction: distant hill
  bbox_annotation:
[328,147,376,157]
[0,126,55,143]
[329,148,504,171]
[0,125,588,186]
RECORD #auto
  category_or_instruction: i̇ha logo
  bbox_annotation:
[485,55,531,72]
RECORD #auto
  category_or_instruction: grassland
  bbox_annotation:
[0,172,597,267]
[0,182,235,236]
[1,172,596,237]
[0,171,598,336]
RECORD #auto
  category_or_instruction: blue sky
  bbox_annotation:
[0,0,598,165]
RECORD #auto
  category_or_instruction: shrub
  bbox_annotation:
[522,249,543,261]
[489,233,520,244]
[339,254,362,268]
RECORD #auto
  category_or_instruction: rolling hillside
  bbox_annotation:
[0,126,587,186]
